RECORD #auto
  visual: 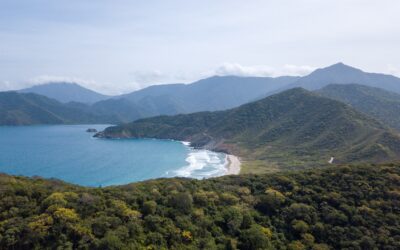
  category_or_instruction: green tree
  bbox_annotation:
[239,225,272,250]
[142,200,157,216]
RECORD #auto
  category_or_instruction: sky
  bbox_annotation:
[0,0,399,95]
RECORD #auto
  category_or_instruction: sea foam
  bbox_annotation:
[170,149,228,179]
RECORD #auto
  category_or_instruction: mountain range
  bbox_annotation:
[4,62,400,126]
[96,88,400,172]
[89,75,300,122]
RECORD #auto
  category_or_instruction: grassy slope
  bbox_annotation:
[317,84,400,131]
[98,88,400,173]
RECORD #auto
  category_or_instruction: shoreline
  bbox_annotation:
[180,141,241,177]
[225,154,241,175]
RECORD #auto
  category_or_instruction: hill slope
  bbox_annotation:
[0,91,112,125]
[317,84,400,131]
[288,63,400,93]
[19,82,110,104]
[0,163,399,249]
[97,88,400,171]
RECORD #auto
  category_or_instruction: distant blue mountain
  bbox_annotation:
[10,63,400,124]
[19,82,110,104]
[92,75,299,122]
[289,63,400,93]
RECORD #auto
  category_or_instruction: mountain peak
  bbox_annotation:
[288,62,400,91]
[19,82,110,104]
[330,62,346,67]
[319,62,362,73]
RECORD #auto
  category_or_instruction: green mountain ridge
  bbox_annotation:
[0,92,114,125]
[316,84,400,131]
[97,88,400,172]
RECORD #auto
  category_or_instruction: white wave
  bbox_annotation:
[170,149,228,179]
[181,141,191,146]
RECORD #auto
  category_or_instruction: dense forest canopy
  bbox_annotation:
[0,163,399,249]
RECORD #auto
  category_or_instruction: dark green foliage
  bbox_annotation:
[0,163,399,249]
[317,83,400,131]
[238,225,272,250]
[98,88,400,169]
[142,200,157,215]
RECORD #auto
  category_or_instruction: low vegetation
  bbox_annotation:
[0,163,399,249]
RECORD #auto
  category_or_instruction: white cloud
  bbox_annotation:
[213,63,275,77]
[0,80,14,91]
[29,75,140,95]
[211,63,315,77]
[27,72,194,95]
[29,75,96,86]
[27,75,123,95]
[128,70,199,89]
[387,64,400,77]
[28,75,118,95]
[0,76,95,92]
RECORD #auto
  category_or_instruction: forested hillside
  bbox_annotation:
[317,84,400,131]
[97,88,400,171]
[0,163,399,249]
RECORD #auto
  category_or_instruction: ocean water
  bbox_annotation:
[0,125,227,186]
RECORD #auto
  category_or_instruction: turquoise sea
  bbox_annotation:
[0,125,227,186]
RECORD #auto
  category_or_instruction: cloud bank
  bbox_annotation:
[212,63,315,77]
[387,64,400,77]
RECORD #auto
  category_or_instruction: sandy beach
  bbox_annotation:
[226,154,241,175]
